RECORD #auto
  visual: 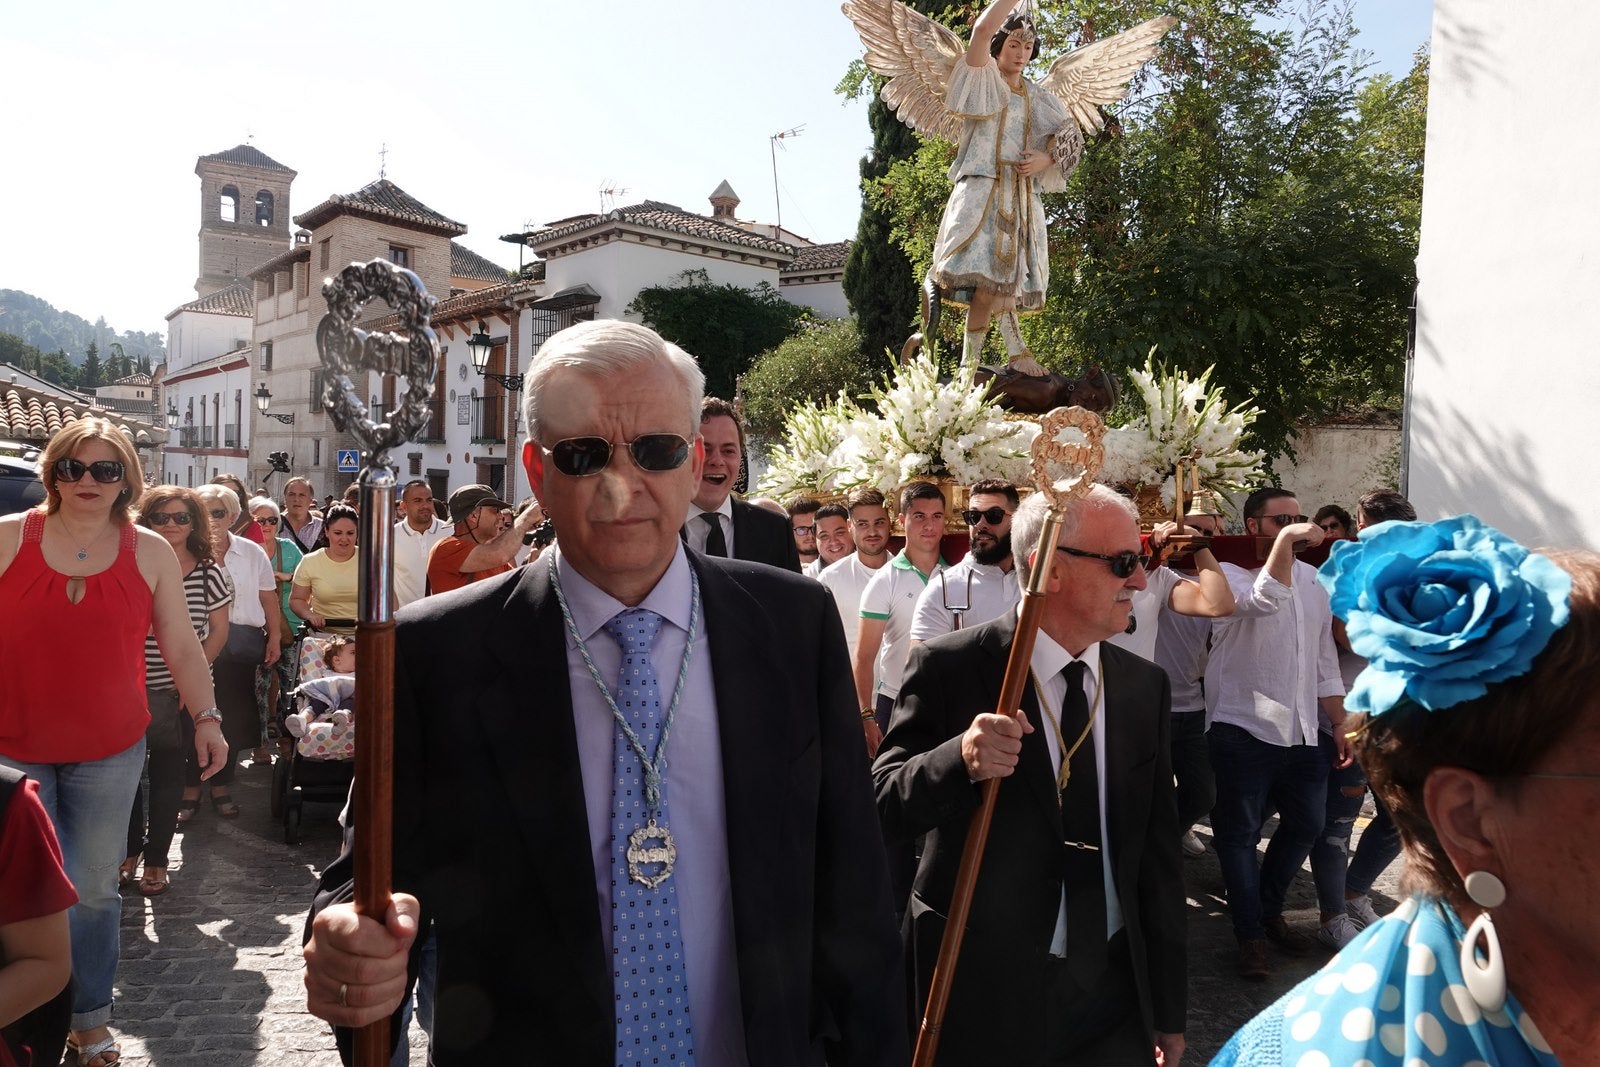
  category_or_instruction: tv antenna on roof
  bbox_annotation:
[769,124,805,235]
[599,182,629,213]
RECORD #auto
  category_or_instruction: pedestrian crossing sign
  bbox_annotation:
[337,450,360,472]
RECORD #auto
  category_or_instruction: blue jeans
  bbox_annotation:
[1346,792,1401,896]
[1310,732,1366,914]
[1207,722,1329,942]
[1171,710,1216,832]
[1,737,147,1030]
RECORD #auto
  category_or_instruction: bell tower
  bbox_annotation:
[194,144,297,298]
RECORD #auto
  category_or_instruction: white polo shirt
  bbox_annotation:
[393,516,452,607]
[908,554,1020,640]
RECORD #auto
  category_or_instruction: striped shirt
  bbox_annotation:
[144,561,233,692]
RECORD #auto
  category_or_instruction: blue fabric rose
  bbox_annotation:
[1318,515,1571,714]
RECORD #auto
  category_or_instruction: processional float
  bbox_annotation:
[315,260,439,1067]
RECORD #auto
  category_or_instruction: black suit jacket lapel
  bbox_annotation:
[476,559,611,1012]
[978,613,1059,827]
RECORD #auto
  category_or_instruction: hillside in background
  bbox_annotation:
[0,289,166,366]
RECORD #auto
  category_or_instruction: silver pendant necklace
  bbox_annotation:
[550,552,700,889]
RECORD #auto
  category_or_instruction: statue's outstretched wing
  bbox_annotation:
[1037,16,1178,134]
[841,0,968,141]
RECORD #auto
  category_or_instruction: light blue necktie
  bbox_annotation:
[604,608,696,1064]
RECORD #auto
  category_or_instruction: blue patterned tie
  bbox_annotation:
[604,608,696,1064]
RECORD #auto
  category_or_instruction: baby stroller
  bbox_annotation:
[269,634,356,844]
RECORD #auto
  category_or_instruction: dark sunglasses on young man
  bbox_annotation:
[54,458,125,484]
[543,434,691,477]
[1056,545,1151,578]
[962,506,1009,527]
[148,512,193,527]
[1264,513,1310,527]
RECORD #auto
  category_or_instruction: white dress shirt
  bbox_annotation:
[684,498,735,557]
[1105,565,1184,661]
[1204,560,1344,746]
[392,516,452,607]
[908,554,1020,640]
[1029,631,1123,955]
[222,532,274,627]
[554,545,745,1063]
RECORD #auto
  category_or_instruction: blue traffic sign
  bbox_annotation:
[336,449,360,473]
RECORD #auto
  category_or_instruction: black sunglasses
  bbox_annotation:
[1056,545,1151,578]
[54,458,125,484]
[147,512,193,527]
[962,506,1009,527]
[543,434,691,477]
[208,508,229,520]
[257,516,281,526]
[1317,521,1344,534]
[1264,513,1310,527]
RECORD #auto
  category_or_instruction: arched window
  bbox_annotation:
[255,189,274,227]
[220,185,239,223]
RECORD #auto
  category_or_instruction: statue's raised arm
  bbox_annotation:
[843,0,1176,380]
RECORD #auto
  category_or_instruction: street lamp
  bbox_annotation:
[166,401,179,429]
[255,384,296,425]
[467,321,522,390]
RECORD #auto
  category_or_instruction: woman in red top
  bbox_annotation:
[0,420,224,1067]
[0,765,77,1067]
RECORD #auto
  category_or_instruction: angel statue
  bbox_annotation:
[844,0,1175,379]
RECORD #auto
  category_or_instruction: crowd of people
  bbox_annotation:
[3,319,1595,1067]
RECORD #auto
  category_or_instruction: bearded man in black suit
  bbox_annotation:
[874,486,1186,1066]
[304,319,903,1066]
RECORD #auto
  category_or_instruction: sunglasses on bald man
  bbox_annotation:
[543,434,691,477]
[1056,545,1151,578]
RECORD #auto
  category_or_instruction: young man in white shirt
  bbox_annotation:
[817,489,892,664]
[804,503,854,579]
[392,480,452,608]
[909,479,1019,641]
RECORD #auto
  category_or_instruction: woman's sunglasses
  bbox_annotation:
[1056,545,1151,578]
[54,458,125,484]
[256,516,281,527]
[147,512,193,527]
[543,434,691,477]
[208,508,229,520]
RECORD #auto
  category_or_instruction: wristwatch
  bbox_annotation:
[194,707,223,727]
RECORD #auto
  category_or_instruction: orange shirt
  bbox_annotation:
[426,533,512,596]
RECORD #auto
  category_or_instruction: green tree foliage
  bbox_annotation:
[38,350,79,389]
[80,342,102,391]
[740,319,877,437]
[0,290,165,365]
[861,0,1427,460]
[626,270,809,400]
[0,332,43,375]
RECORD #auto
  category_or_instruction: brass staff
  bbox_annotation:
[913,406,1106,1066]
[316,260,438,1067]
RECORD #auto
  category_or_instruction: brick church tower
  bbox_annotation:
[194,144,297,298]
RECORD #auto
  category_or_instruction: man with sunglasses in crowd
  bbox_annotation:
[875,486,1186,1065]
[423,484,543,597]
[1205,486,1347,981]
[908,479,1022,643]
[682,398,800,572]
[304,319,903,1065]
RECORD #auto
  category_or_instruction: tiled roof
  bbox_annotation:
[110,372,154,386]
[0,378,158,447]
[197,144,296,174]
[782,240,851,274]
[169,280,256,319]
[295,179,467,236]
[249,245,311,281]
[451,242,510,282]
[710,179,739,202]
[530,201,796,258]
[367,277,543,331]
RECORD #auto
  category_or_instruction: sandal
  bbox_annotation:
[138,867,170,897]
[67,1032,121,1067]
[118,858,139,889]
[175,798,200,826]
[210,791,240,818]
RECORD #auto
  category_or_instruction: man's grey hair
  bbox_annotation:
[1012,485,1140,584]
[196,483,240,520]
[522,320,705,444]
[248,495,281,520]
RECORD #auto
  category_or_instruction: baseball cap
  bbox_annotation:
[447,484,511,521]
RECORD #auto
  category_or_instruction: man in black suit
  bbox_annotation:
[683,397,800,571]
[875,486,1186,1066]
[303,320,903,1066]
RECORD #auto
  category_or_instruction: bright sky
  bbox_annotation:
[0,0,1433,343]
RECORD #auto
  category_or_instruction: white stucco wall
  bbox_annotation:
[540,239,782,321]
[780,277,849,319]
[1409,0,1600,548]
[1271,423,1402,521]
[166,310,252,372]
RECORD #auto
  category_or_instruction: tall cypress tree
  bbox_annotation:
[843,91,923,373]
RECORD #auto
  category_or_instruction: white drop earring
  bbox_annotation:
[1461,869,1507,1012]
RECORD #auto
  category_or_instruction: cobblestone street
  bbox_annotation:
[104,758,1400,1066]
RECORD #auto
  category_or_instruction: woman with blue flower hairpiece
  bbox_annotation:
[1213,516,1598,1066]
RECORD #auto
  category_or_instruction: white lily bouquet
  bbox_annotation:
[756,355,1038,498]
[1097,354,1265,509]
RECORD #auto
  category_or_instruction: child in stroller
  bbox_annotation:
[285,636,355,759]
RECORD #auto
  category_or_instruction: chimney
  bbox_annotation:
[709,179,740,220]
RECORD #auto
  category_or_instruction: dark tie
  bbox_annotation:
[701,513,727,557]
[603,609,696,1063]
[1060,659,1107,986]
